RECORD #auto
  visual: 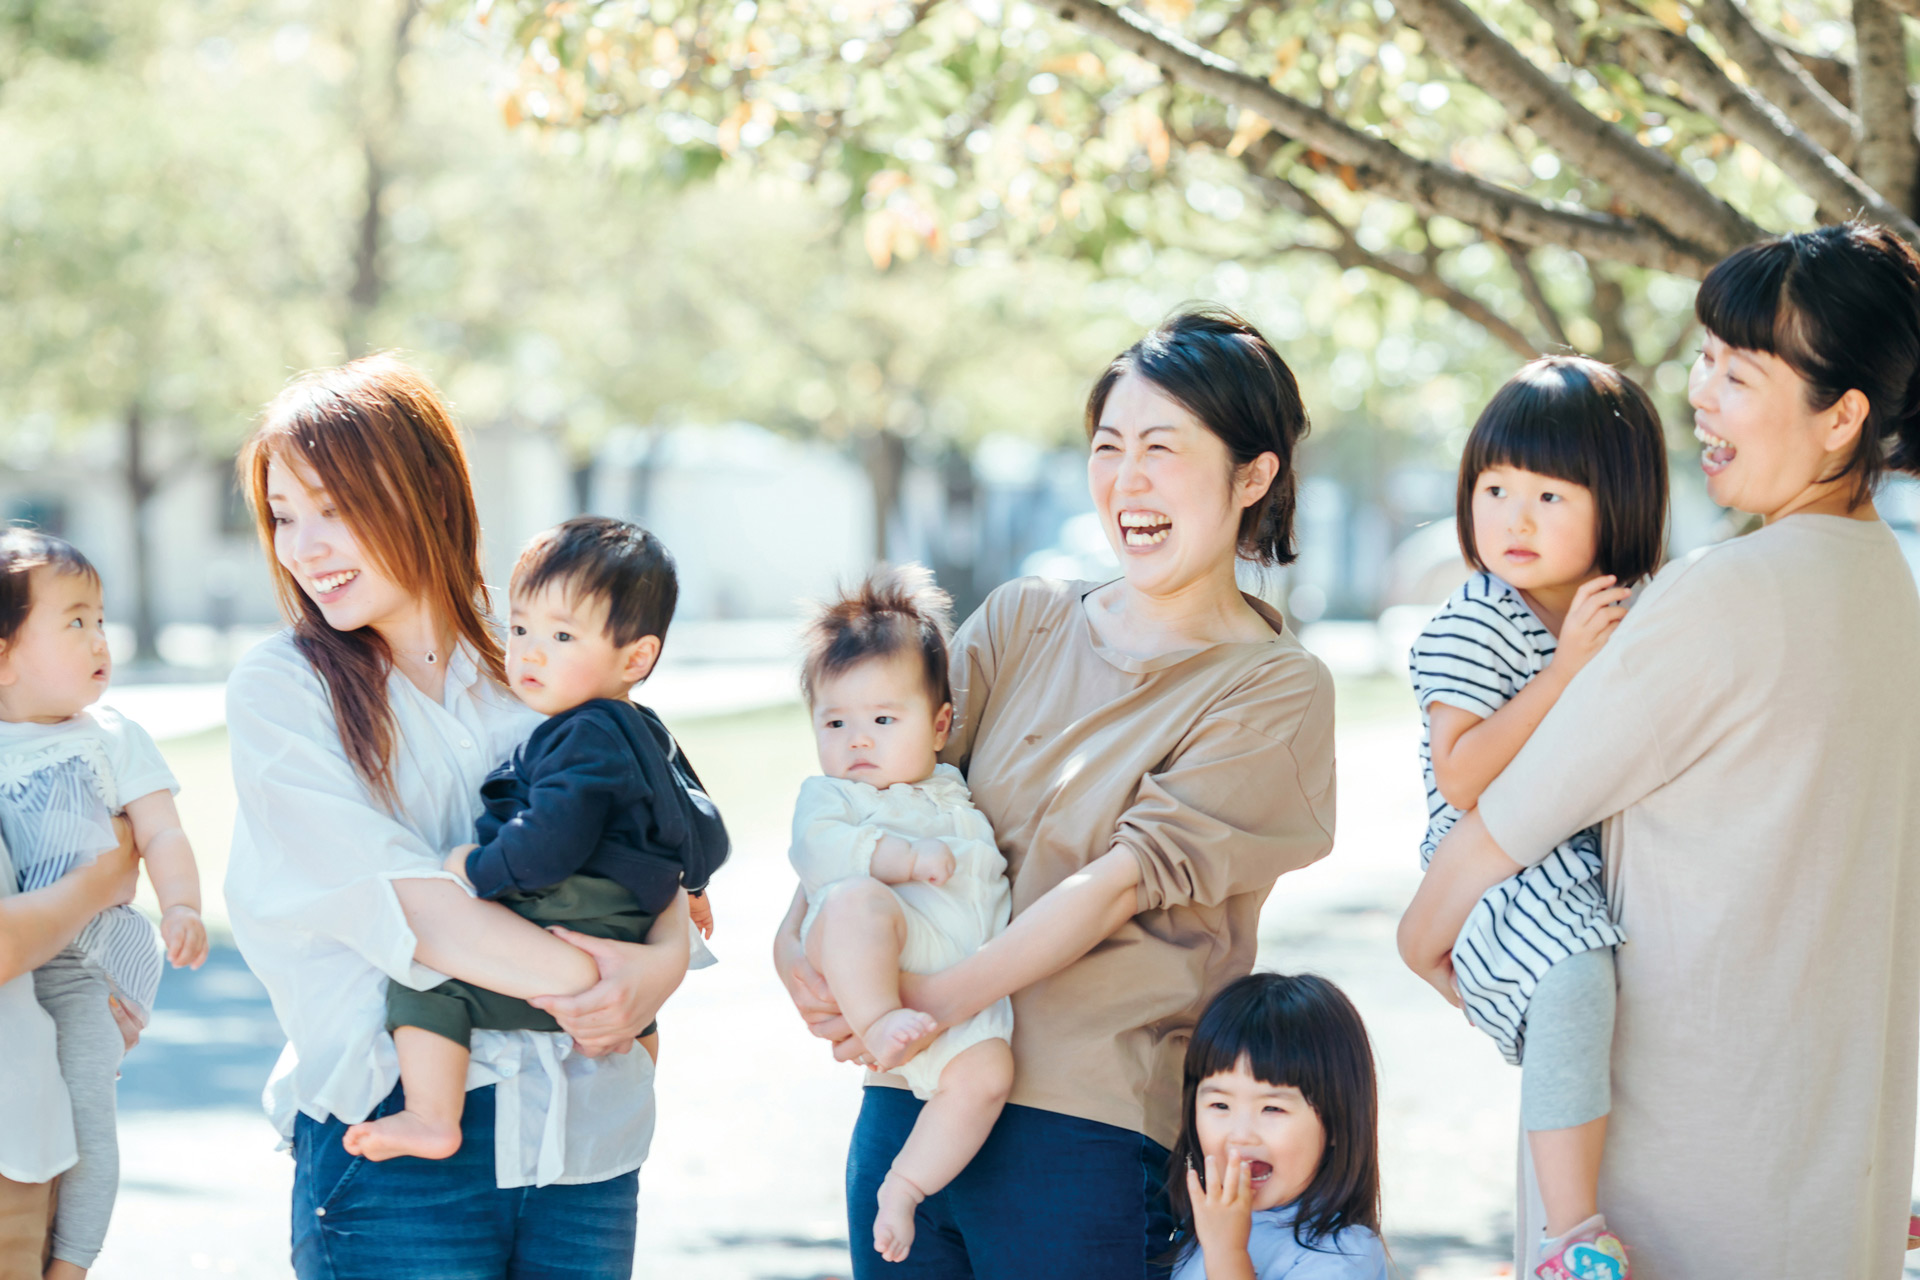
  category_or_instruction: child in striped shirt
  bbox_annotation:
[1404,358,1668,1280]
[0,529,206,1280]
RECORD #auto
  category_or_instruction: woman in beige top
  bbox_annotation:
[775,307,1336,1277]
[1400,222,1920,1280]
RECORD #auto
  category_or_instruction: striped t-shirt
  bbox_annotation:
[1409,572,1625,1064]
[0,706,177,1017]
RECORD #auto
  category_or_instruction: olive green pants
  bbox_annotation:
[386,874,656,1045]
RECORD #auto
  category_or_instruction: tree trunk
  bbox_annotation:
[124,402,159,664]
[862,428,907,563]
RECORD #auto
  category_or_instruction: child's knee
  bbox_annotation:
[942,1040,1014,1108]
[818,876,901,923]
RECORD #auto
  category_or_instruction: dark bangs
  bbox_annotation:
[1456,357,1669,586]
[1694,235,1804,364]
[1166,974,1380,1258]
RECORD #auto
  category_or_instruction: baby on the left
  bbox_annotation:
[0,528,207,1280]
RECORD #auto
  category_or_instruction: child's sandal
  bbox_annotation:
[1534,1214,1629,1280]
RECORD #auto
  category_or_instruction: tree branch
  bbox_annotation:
[1689,0,1857,162]
[1220,133,1541,357]
[1850,0,1918,212]
[1043,0,1726,274]
[1609,2,1916,235]
[1389,0,1759,254]
[1496,238,1571,350]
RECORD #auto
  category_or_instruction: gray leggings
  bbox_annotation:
[1520,946,1616,1132]
[34,950,123,1270]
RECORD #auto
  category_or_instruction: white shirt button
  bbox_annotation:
[459,739,474,750]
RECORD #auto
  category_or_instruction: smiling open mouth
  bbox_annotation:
[311,570,359,595]
[1119,510,1171,547]
[1694,423,1736,475]
[1249,1160,1272,1183]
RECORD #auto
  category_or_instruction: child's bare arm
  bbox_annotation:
[1430,578,1631,810]
[124,789,208,969]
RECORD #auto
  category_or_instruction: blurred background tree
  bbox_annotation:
[484,0,1912,374]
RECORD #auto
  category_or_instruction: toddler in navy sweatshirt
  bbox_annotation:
[344,516,728,1162]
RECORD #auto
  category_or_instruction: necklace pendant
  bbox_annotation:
[425,652,438,665]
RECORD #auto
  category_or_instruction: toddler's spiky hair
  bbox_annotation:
[801,564,953,709]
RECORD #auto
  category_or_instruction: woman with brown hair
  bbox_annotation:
[775,307,1338,1277]
[224,354,687,1279]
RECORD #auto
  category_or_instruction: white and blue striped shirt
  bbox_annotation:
[0,706,177,1019]
[1409,572,1625,1064]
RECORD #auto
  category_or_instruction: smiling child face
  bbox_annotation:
[1193,1058,1327,1212]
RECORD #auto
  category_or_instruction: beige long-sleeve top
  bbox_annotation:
[869,576,1335,1148]
[1479,515,1920,1280]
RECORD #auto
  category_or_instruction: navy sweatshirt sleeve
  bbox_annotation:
[463,713,637,900]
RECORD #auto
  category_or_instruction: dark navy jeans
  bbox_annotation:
[847,1086,1176,1279]
[290,1083,638,1280]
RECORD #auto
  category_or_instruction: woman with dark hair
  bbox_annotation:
[1400,221,1920,1280]
[775,306,1337,1277]
[223,355,689,1279]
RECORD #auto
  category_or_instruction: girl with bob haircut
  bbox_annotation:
[1167,972,1385,1279]
[224,354,686,1280]
[1408,356,1668,1280]
[778,307,1337,1278]
[1400,225,1920,1280]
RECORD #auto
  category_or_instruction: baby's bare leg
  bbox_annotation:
[874,1038,1014,1263]
[342,1028,469,1161]
[805,878,934,1070]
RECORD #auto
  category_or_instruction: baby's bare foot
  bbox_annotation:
[342,1109,461,1162]
[874,1170,926,1263]
[863,1008,939,1071]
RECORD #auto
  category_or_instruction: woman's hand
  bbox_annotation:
[530,898,690,1057]
[80,816,142,910]
[773,886,855,1042]
[1188,1151,1257,1280]
[1554,576,1630,677]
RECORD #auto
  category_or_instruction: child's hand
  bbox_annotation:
[909,840,955,887]
[1555,575,1631,676]
[107,994,146,1051]
[1188,1150,1256,1275]
[443,844,477,888]
[161,904,208,970]
[688,891,714,939]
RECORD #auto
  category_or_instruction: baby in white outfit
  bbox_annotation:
[789,565,1013,1265]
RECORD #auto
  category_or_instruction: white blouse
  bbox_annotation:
[223,632,656,1188]
[0,829,77,1184]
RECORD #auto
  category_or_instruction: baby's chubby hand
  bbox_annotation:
[161,904,208,969]
[443,844,477,888]
[908,840,956,887]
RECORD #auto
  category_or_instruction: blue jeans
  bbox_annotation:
[290,1083,638,1280]
[847,1086,1176,1279]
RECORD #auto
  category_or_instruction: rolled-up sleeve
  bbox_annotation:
[224,656,459,990]
[1117,670,1336,914]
